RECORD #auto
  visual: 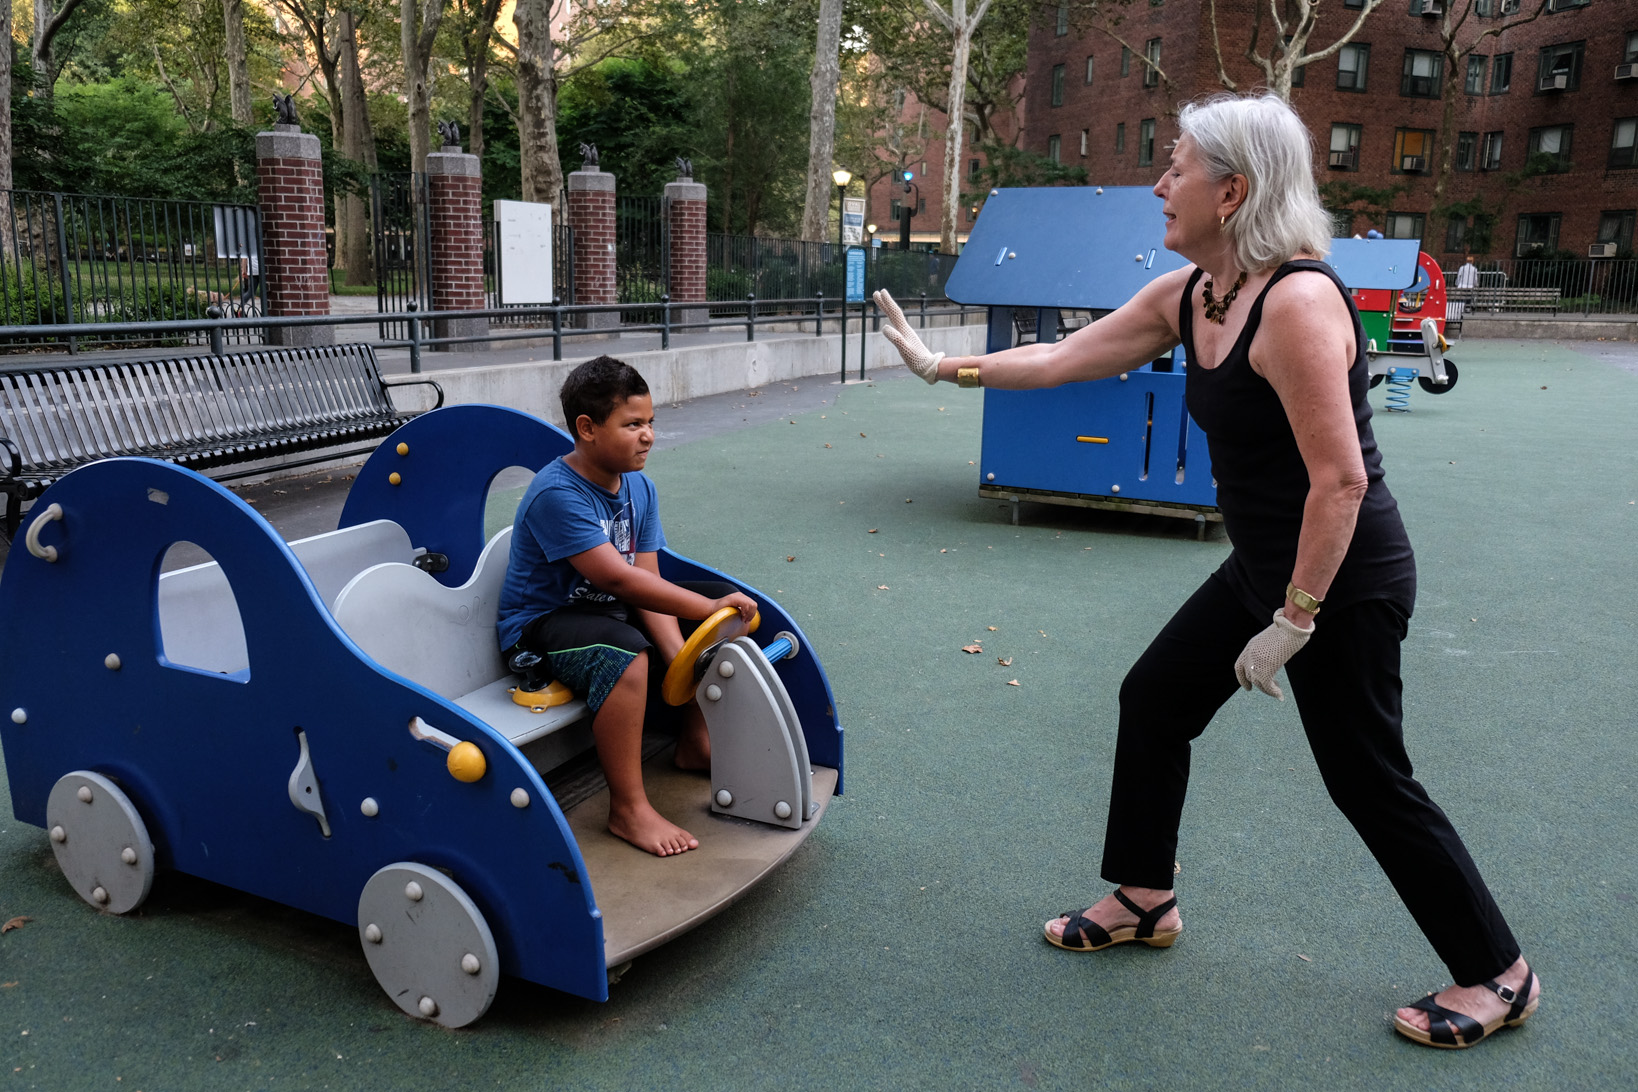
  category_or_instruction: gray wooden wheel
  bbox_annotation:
[45,771,156,914]
[357,862,500,1028]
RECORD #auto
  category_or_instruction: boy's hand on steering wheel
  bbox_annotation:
[873,289,943,384]
[712,592,758,624]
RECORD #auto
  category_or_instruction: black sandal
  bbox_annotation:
[1044,890,1181,952]
[1393,962,1539,1049]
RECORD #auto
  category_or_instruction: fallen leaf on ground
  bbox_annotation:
[998,657,1013,666]
[867,528,878,533]
[905,498,913,503]
[2,917,31,933]
[1297,954,1312,962]
[824,443,832,448]
[1006,679,1020,687]
[961,644,983,654]
[987,626,997,631]
[877,585,890,590]
[1,982,17,988]
[786,556,796,562]
[860,432,867,437]
[940,548,947,553]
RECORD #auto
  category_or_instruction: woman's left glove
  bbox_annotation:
[1233,610,1314,701]
[873,289,943,384]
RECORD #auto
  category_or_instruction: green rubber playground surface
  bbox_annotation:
[2,340,1634,1090]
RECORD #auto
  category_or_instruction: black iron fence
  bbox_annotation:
[1443,257,1638,315]
[0,189,266,350]
[482,218,576,326]
[371,173,430,339]
[706,236,958,313]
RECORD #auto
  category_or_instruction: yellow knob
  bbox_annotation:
[397,442,409,456]
[447,741,486,782]
[388,472,402,486]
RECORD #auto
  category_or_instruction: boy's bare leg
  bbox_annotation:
[593,651,698,856]
[673,701,711,771]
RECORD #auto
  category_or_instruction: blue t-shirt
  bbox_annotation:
[496,458,667,650]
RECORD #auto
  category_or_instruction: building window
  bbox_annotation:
[1456,131,1478,171]
[1051,63,1065,106]
[1445,216,1470,254]
[1548,0,1589,10]
[1515,213,1560,257]
[1490,53,1513,93]
[1608,118,1637,169]
[1047,134,1061,163]
[1085,55,1095,84]
[1329,123,1362,170]
[1527,125,1573,172]
[1115,122,1126,152]
[1385,213,1425,246]
[1139,119,1156,166]
[1079,129,1089,157]
[1466,56,1487,94]
[1121,46,1131,77]
[1626,32,1638,64]
[968,157,981,181]
[1401,50,1443,97]
[1481,130,1504,170]
[1597,210,1635,254]
[918,198,926,213]
[1393,128,1435,173]
[1343,0,1364,7]
[890,198,902,219]
[1144,39,1161,88]
[1338,44,1370,91]
[1474,0,1493,14]
[1536,41,1583,92]
[1055,2,1068,35]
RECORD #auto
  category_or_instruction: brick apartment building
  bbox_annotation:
[1023,0,1637,259]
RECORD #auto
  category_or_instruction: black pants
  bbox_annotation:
[1101,573,1520,986]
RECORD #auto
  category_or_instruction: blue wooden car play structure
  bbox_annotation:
[944,186,1210,533]
[0,404,842,1027]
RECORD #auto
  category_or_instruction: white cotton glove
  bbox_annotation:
[873,289,943,384]
[1233,610,1314,701]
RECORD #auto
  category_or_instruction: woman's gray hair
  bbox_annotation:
[1177,93,1334,272]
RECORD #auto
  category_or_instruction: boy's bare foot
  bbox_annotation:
[608,799,698,856]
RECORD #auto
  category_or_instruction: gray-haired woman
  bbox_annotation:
[875,93,1536,1050]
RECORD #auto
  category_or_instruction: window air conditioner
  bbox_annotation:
[1588,243,1618,258]
[1540,72,1568,91]
[1328,150,1356,168]
[1402,156,1427,172]
[1616,64,1638,81]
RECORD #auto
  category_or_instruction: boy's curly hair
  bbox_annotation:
[560,356,650,427]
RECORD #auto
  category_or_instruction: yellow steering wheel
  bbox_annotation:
[661,606,761,707]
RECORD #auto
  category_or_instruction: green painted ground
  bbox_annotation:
[2,341,1634,1090]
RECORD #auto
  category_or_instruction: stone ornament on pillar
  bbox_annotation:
[567,154,617,331]
[255,112,334,347]
[425,143,488,352]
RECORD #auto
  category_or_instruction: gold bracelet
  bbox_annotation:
[956,366,982,388]
[1285,582,1323,614]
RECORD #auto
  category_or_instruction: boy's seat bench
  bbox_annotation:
[331,527,593,770]
[0,345,443,538]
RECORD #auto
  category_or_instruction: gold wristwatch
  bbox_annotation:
[1285,582,1322,614]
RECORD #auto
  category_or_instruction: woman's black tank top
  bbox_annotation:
[1181,259,1416,617]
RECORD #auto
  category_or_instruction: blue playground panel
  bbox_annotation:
[0,405,842,1016]
[945,186,1211,520]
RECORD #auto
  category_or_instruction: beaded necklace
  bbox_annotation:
[1202,270,1249,325]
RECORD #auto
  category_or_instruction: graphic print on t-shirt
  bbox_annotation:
[567,499,636,605]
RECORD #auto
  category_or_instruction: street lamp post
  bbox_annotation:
[832,169,852,254]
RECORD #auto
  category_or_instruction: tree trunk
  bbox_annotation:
[1,6,14,194]
[402,0,444,174]
[800,0,843,243]
[938,24,972,254]
[223,0,253,126]
[339,9,377,286]
[515,0,562,209]
[465,0,502,161]
[31,0,86,97]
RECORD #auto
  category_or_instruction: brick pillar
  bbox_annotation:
[567,168,617,329]
[665,177,707,331]
[255,124,333,346]
[426,146,489,351]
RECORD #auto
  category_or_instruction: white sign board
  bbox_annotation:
[842,197,866,246]
[494,200,554,305]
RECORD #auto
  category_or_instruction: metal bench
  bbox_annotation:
[1448,286,1562,312]
[0,344,442,539]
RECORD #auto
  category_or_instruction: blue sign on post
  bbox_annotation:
[845,247,866,302]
